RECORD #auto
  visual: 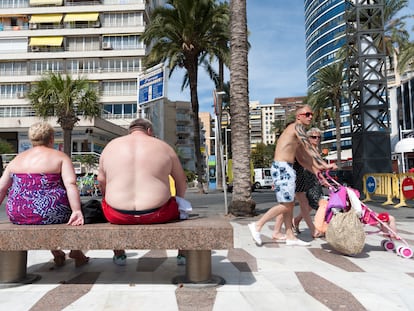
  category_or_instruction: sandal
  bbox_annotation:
[292,222,301,234]
[69,250,90,267]
[52,250,66,267]
[272,234,287,242]
[313,231,325,238]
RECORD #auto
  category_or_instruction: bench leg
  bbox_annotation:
[172,250,225,286]
[0,251,39,288]
[186,250,211,283]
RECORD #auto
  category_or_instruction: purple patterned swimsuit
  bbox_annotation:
[7,173,71,225]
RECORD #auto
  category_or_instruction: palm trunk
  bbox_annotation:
[228,0,255,216]
[63,128,72,158]
[187,58,205,193]
[335,99,342,168]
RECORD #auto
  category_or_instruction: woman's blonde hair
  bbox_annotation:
[307,127,321,136]
[29,122,54,146]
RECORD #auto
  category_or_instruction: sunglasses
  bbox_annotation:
[299,112,313,118]
[310,136,321,139]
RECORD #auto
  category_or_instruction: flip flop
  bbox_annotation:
[272,234,287,242]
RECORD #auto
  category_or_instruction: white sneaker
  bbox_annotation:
[248,222,262,246]
[113,254,127,266]
[286,239,311,246]
[176,255,186,265]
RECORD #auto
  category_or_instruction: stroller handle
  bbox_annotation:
[318,170,341,190]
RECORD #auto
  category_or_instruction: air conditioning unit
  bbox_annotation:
[29,23,38,30]
[102,42,112,50]
[17,92,25,99]
[31,46,40,52]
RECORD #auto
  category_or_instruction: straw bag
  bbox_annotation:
[326,209,365,256]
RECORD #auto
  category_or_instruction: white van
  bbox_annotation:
[253,168,272,189]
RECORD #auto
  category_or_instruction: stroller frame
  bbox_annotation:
[323,171,413,259]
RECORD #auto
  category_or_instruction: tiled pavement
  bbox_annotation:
[1,193,414,310]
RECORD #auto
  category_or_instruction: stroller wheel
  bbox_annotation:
[397,246,413,259]
[383,240,395,252]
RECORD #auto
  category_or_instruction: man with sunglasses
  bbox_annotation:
[248,105,336,246]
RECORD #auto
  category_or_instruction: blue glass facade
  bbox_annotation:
[304,0,351,154]
[304,0,346,86]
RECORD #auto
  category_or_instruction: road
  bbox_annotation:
[1,187,413,222]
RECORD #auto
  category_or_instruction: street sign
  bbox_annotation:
[138,64,165,105]
[402,177,414,199]
[366,175,376,193]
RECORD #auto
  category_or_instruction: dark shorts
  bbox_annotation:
[271,161,296,203]
[102,197,180,225]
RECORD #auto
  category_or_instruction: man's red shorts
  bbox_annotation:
[102,197,180,225]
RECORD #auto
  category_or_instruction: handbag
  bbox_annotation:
[81,199,107,224]
[326,209,365,256]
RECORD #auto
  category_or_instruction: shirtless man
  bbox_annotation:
[97,118,187,264]
[248,105,335,246]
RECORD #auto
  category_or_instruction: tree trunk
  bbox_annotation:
[63,128,72,158]
[228,0,255,216]
[186,57,205,193]
[335,98,342,168]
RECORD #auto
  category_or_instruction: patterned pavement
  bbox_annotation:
[1,191,414,310]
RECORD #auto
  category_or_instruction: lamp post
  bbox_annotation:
[214,90,226,191]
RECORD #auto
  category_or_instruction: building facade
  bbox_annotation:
[0,0,165,157]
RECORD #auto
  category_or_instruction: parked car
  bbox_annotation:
[253,168,272,189]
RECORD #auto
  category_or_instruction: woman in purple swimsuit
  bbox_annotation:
[0,122,88,267]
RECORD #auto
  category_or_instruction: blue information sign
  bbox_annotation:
[366,176,376,193]
[138,65,165,105]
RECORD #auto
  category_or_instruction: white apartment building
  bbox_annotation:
[0,0,165,155]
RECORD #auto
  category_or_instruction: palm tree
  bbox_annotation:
[398,41,414,72]
[310,61,345,167]
[228,0,255,216]
[141,0,230,192]
[27,73,100,157]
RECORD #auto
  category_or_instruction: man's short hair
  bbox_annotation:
[128,118,153,134]
[295,104,311,115]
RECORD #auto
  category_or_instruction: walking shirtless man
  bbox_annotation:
[248,105,336,246]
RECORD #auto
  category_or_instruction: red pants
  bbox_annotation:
[102,197,179,225]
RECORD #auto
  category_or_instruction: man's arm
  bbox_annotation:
[97,155,106,196]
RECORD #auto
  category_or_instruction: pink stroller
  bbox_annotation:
[361,204,413,258]
[323,172,413,259]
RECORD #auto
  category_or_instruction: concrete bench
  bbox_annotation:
[0,216,233,286]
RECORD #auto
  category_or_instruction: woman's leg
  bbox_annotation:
[295,192,316,236]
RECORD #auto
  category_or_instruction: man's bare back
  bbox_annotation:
[98,123,187,211]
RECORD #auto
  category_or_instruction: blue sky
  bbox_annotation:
[165,0,414,115]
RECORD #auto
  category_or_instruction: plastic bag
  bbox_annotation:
[326,209,365,256]
[346,187,363,217]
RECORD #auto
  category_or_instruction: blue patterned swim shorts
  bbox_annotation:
[271,161,296,203]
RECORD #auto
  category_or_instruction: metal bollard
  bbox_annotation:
[0,250,27,283]
[185,250,211,283]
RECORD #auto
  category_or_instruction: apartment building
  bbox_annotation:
[0,0,165,155]
[164,100,196,172]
